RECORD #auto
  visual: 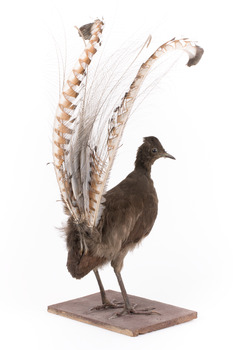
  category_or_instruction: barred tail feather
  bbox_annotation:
[52,19,104,221]
[90,38,204,226]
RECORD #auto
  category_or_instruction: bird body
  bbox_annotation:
[65,136,175,315]
[66,138,160,279]
[52,19,203,315]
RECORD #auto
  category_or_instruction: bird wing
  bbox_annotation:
[99,192,142,246]
[52,19,203,227]
[98,179,158,247]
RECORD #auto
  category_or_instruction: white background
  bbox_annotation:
[1,0,233,349]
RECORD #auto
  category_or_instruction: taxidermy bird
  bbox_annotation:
[52,19,203,316]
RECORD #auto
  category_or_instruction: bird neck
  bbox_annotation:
[134,160,152,176]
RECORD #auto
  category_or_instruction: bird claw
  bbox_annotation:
[109,306,161,319]
[90,299,124,311]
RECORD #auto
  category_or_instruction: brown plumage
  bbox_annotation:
[65,137,175,315]
[52,19,203,316]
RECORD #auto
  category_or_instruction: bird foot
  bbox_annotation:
[90,299,124,311]
[109,305,161,319]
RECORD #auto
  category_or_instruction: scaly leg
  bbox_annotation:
[90,269,124,310]
[112,270,161,318]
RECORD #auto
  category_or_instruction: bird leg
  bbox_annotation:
[90,269,124,310]
[112,270,161,318]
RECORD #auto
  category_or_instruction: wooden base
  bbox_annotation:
[48,290,197,337]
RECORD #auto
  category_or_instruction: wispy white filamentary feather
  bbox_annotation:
[52,19,203,227]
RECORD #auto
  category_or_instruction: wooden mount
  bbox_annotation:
[48,290,197,337]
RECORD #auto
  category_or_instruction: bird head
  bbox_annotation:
[135,136,175,171]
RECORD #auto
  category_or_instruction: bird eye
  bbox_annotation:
[152,148,158,153]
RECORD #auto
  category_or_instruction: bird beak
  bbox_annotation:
[163,151,176,160]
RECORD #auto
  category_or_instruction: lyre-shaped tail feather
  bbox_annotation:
[88,38,203,226]
[52,19,104,221]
